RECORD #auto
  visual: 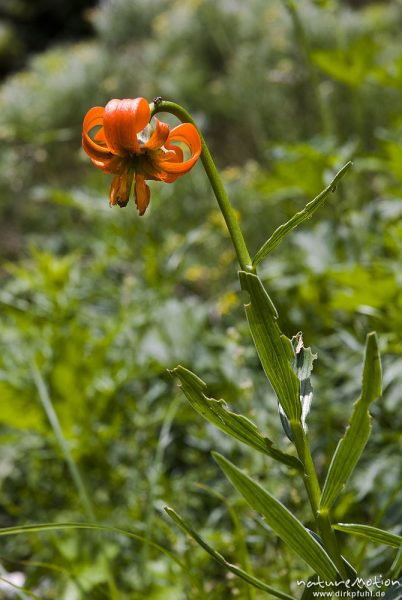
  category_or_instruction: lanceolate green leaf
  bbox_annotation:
[213,452,339,581]
[164,506,295,600]
[252,162,352,267]
[320,332,382,511]
[334,524,402,548]
[171,365,302,471]
[239,271,301,421]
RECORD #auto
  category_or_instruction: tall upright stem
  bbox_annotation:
[291,421,347,579]
[151,101,255,274]
[152,99,346,579]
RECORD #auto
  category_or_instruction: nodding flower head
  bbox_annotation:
[82,98,201,215]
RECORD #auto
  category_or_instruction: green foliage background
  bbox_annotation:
[0,0,401,598]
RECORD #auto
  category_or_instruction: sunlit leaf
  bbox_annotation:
[213,452,339,581]
[320,332,382,510]
[239,271,301,421]
[252,162,352,266]
[334,524,402,548]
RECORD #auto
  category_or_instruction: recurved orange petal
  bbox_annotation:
[143,118,170,151]
[83,106,105,132]
[134,174,151,216]
[82,133,115,164]
[82,106,113,158]
[157,123,201,175]
[103,98,151,155]
[94,128,107,143]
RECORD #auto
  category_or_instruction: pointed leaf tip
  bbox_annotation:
[361,332,382,404]
[252,161,353,266]
[320,333,382,510]
[334,523,402,548]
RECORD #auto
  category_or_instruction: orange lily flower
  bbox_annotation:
[82,98,202,215]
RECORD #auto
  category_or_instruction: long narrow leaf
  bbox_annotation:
[252,162,352,266]
[213,452,339,581]
[0,578,42,600]
[164,506,295,600]
[389,546,402,580]
[239,271,301,421]
[0,522,184,569]
[31,363,95,519]
[320,332,382,510]
[334,524,402,548]
[171,365,302,471]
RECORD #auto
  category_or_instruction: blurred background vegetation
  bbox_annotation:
[0,0,401,598]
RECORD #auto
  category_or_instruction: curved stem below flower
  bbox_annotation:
[150,100,255,273]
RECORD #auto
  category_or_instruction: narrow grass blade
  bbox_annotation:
[320,332,382,510]
[239,271,301,421]
[31,362,95,519]
[334,524,402,548]
[164,506,295,600]
[212,452,339,581]
[252,162,352,266]
[0,522,184,569]
[0,578,42,600]
[31,365,121,599]
[388,547,402,580]
[171,365,302,471]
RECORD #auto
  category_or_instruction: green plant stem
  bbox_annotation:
[150,100,255,273]
[151,99,346,581]
[291,422,347,579]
